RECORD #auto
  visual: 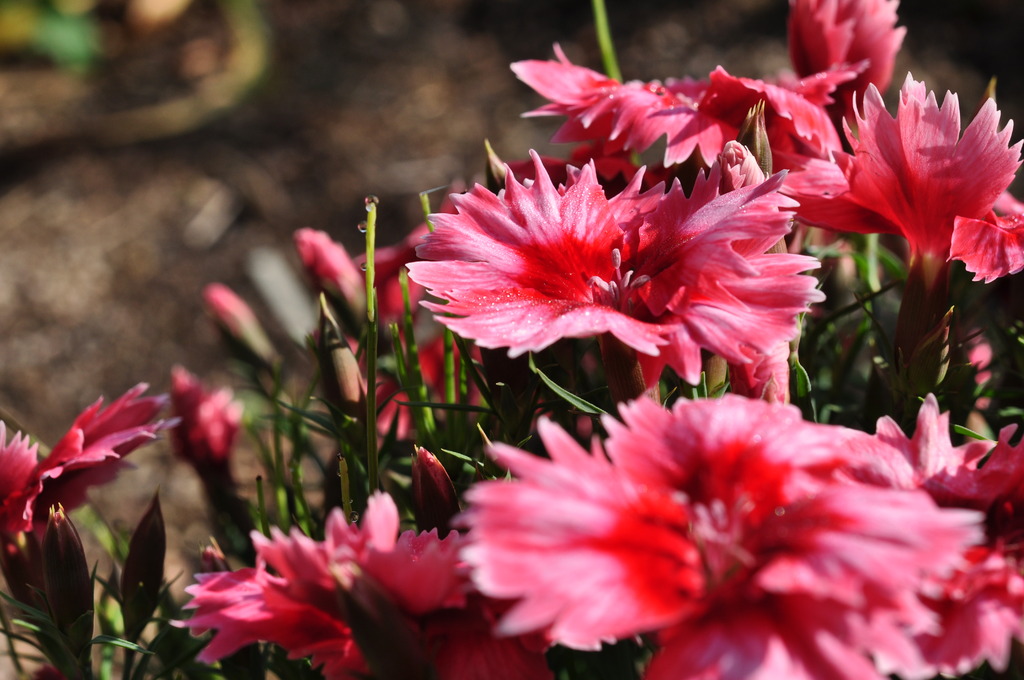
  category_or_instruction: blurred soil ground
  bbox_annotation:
[0,0,1022,620]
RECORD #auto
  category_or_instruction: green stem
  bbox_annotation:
[444,329,457,405]
[864,233,881,292]
[338,454,353,520]
[591,0,623,81]
[599,333,656,404]
[255,476,271,537]
[365,196,380,492]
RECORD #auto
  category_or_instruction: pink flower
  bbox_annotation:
[787,0,906,124]
[786,75,1022,273]
[182,492,550,680]
[406,152,822,385]
[461,396,981,678]
[846,395,1024,675]
[0,385,171,533]
[728,342,792,403]
[169,366,242,478]
[0,422,42,533]
[950,210,1024,282]
[293,228,365,308]
[512,47,840,169]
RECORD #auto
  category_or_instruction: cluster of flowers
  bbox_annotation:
[3,0,1024,679]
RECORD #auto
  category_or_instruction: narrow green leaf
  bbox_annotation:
[953,425,993,441]
[89,635,153,654]
[529,354,606,415]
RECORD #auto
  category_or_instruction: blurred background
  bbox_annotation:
[0,0,1021,588]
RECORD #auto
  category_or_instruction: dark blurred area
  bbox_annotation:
[0,0,1021,582]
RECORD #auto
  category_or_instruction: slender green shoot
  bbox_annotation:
[338,453,353,520]
[591,0,622,81]
[364,195,380,491]
[255,475,271,537]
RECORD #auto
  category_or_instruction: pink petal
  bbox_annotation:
[951,212,1024,282]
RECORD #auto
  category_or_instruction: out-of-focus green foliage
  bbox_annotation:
[0,0,100,70]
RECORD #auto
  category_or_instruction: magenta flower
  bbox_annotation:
[182,492,550,680]
[846,395,1024,675]
[0,385,171,533]
[786,75,1021,374]
[169,366,242,478]
[461,395,982,679]
[787,76,1021,275]
[512,46,841,168]
[407,152,822,387]
[0,422,42,533]
[787,0,906,125]
[950,210,1024,282]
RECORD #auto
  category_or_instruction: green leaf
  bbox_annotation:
[529,354,606,415]
[953,424,993,441]
[395,400,493,414]
[89,635,153,654]
[794,360,812,398]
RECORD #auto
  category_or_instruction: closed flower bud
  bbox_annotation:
[199,541,230,573]
[737,101,772,177]
[334,567,430,680]
[202,283,278,367]
[411,446,460,538]
[120,493,166,641]
[316,298,366,422]
[719,140,767,193]
[902,307,953,399]
[294,228,366,318]
[42,506,93,654]
[0,531,43,607]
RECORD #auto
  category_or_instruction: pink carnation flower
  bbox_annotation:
[407,152,822,385]
[461,396,981,679]
[787,0,905,125]
[512,46,841,169]
[845,395,1024,675]
[170,366,242,478]
[0,385,171,533]
[786,75,1022,278]
[0,423,43,533]
[182,492,550,680]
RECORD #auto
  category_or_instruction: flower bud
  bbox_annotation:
[294,229,366,319]
[31,665,66,680]
[411,446,460,538]
[0,530,44,607]
[120,493,166,640]
[719,140,766,193]
[202,283,278,367]
[902,307,953,399]
[42,506,93,655]
[199,541,230,573]
[316,297,366,422]
[334,567,430,680]
[736,101,772,177]
[484,139,507,193]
